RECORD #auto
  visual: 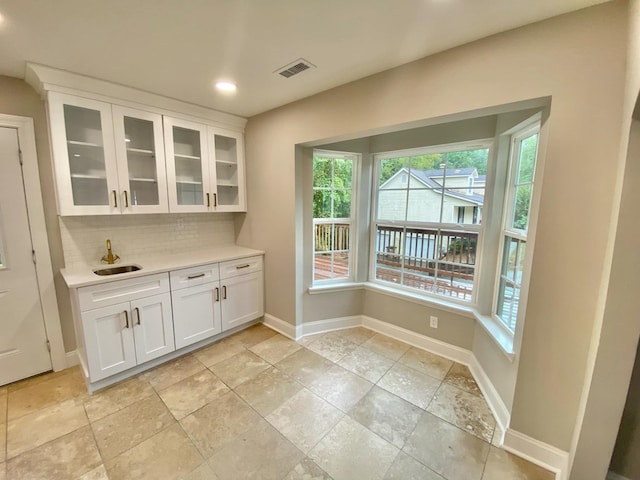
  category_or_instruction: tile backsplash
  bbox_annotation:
[59,213,236,267]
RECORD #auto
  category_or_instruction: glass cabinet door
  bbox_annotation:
[164,117,209,212]
[209,128,246,212]
[112,106,168,214]
[48,93,119,215]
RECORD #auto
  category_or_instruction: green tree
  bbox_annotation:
[313,156,353,218]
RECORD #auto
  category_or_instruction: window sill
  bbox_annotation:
[308,282,516,360]
[473,312,516,361]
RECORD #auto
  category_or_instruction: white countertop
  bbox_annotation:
[61,245,264,288]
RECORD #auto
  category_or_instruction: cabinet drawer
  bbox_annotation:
[170,263,220,291]
[79,273,169,311]
[219,256,263,280]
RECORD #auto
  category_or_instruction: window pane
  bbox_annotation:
[445,149,489,176]
[378,189,407,221]
[333,190,351,218]
[313,190,332,218]
[497,236,526,331]
[379,157,409,187]
[517,134,538,184]
[334,158,353,189]
[511,184,532,231]
[410,153,443,173]
[314,223,333,252]
[313,157,332,188]
[406,188,441,223]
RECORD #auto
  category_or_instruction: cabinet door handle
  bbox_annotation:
[112,190,118,208]
[134,307,141,325]
[222,285,227,300]
[213,193,217,207]
[206,193,210,207]
[236,264,250,270]
[124,190,129,208]
[187,273,205,280]
[123,310,129,328]
[215,287,219,302]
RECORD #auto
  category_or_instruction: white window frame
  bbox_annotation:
[369,140,492,306]
[312,150,359,285]
[492,122,541,333]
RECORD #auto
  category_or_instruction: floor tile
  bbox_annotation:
[229,323,277,347]
[482,446,555,480]
[83,376,155,422]
[158,369,229,420]
[208,419,304,480]
[179,462,219,480]
[6,398,88,459]
[404,412,490,480]
[384,451,444,480]
[296,332,328,347]
[309,416,399,480]
[7,368,88,421]
[0,394,6,424]
[338,346,395,383]
[249,333,302,364]
[362,334,411,361]
[180,391,261,459]
[234,367,303,416]
[333,327,376,345]
[427,383,496,442]
[192,337,246,367]
[140,354,205,391]
[91,393,174,460]
[105,424,203,480]
[284,457,334,480]
[377,362,441,408]
[306,333,359,363]
[6,366,78,393]
[398,348,453,380]
[307,364,373,412]
[445,363,482,396]
[275,348,334,386]
[209,350,271,388]
[6,426,101,480]
[348,386,422,449]
[267,389,343,453]
[0,463,5,480]
[76,464,109,480]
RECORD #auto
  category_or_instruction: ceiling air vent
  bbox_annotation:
[275,58,316,78]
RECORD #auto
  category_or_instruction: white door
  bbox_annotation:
[172,282,222,349]
[132,293,175,364]
[221,272,264,331]
[82,302,136,381]
[0,127,52,385]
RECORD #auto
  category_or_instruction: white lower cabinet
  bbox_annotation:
[73,255,263,388]
[172,281,222,349]
[82,292,174,381]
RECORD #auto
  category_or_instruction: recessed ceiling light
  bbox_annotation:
[215,81,237,92]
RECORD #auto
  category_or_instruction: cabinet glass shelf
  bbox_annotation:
[175,153,201,160]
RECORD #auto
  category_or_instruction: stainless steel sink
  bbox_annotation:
[93,265,141,276]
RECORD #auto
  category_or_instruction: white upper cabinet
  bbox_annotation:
[48,93,169,215]
[48,93,119,215]
[209,127,246,212]
[112,106,168,214]
[163,117,210,213]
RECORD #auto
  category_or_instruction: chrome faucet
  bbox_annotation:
[101,239,120,264]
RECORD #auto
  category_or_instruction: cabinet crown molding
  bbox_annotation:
[25,63,247,131]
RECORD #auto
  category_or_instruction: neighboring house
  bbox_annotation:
[378,167,483,225]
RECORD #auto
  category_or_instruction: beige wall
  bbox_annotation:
[241,2,627,452]
[0,76,74,351]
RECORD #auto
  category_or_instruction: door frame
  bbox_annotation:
[0,113,66,371]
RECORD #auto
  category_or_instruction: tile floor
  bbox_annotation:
[0,324,555,480]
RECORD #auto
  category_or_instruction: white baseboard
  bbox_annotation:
[503,429,568,480]
[606,471,631,480]
[468,356,510,442]
[263,314,297,339]
[298,315,362,337]
[361,315,471,365]
[65,350,79,368]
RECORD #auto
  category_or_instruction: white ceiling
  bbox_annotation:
[0,0,609,118]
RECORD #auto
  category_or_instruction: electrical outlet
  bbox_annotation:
[430,316,438,328]
[177,217,185,231]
